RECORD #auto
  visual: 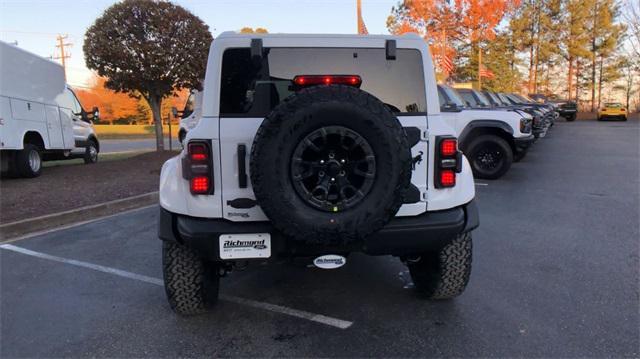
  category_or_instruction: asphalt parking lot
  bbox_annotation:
[1,119,638,357]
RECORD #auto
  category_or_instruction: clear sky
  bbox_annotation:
[0,0,399,87]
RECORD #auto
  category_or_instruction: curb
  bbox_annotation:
[0,192,158,241]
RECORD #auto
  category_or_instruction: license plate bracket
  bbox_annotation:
[219,233,271,260]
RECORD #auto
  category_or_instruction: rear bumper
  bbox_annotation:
[598,114,626,120]
[558,109,577,117]
[158,200,479,260]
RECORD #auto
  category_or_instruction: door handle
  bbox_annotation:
[237,144,247,188]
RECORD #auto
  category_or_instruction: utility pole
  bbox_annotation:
[54,34,72,81]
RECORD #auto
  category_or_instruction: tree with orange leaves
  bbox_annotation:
[387,0,520,81]
[76,75,190,125]
[75,76,142,125]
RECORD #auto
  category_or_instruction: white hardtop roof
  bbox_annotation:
[215,31,423,42]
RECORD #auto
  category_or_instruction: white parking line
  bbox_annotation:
[0,243,353,330]
[1,205,157,244]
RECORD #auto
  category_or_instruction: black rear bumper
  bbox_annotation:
[558,109,577,117]
[158,200,479,261]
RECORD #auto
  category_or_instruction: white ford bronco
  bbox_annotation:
[437,85,534,179]
[158,32,479,314]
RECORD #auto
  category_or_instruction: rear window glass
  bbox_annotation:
[219,47,426,116]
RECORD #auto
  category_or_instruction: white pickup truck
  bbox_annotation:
[0,41,100,178]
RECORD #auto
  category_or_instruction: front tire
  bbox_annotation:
[407,232,473,299]
[84,140,98,164]
[566,114,576,122]
[466,135,513,180]
[162,241,220,315]
[16,144,42,178]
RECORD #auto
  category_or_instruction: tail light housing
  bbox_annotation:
[434,136,462,188]
[182,141,213,195]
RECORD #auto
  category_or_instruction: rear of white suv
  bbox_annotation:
[158,33,479,314]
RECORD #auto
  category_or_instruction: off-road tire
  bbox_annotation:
[16,144,42,178]
[250,85,412,244]
[466,134,513,180]
[407,232,472,299]
[162,241,219,315]
[83,140,98,164]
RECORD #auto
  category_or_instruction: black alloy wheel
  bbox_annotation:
[473,143,505,173]
[466,134,513,180]
[291,126,376,212]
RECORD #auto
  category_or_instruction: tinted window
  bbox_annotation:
[440,85,465,107]
[458,91,479,107]
[497,93,514,105]
[182,93,195,118]
[506,94,524,104]
[483,91,501,106]
[219,47,427,116]
[474,91,491,107]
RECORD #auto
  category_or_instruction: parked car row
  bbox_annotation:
[435,85,559,180]
[529,93,578,121]
[0,41,100,178]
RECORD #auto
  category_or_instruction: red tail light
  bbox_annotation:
[189,143,208,161]
[190,176,210,194]
[434,136,461,188]
[293,75,362,88]
[439,170,456,187]
[440,138,457,157]
[183,141,213,195]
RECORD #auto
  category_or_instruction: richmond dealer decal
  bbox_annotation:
[219,234,271,259]
[313,254,347,269]
[223,239,267,250]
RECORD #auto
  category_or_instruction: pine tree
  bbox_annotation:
[562,0,592,101]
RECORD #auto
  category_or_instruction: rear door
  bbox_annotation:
[44,105,64,148]
[218,47,429,221]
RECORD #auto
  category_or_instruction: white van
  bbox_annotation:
[0,41,100,178]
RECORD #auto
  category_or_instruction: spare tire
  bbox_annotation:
[250,85,412,244]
